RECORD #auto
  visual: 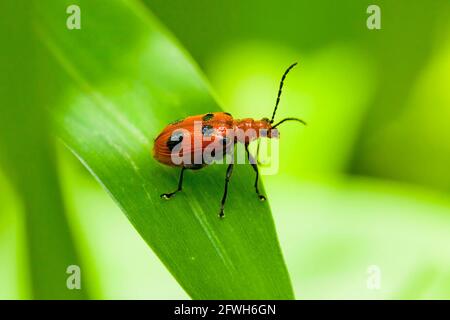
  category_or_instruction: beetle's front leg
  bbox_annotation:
[218,164,234,218]
[245,143,266,201]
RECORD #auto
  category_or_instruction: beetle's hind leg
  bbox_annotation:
[245,143,267,201]
[161,167,185,199]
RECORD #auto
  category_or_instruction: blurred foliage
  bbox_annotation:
[0,0,449,299]
[0,1,86,299]
[269,177,450,299]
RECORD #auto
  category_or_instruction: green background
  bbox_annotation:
[1,0,449,299]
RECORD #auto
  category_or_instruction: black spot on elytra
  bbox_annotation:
[170,118,184,125]
[166,131,183,151]
[202,125,214,137]
[202,113,214,121]
[223,112,232,117]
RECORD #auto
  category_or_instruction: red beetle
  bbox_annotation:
[153,63,305,218]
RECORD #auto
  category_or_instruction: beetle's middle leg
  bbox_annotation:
[161,167,185,199]
[219,163,234,218]
[245,143,266,201]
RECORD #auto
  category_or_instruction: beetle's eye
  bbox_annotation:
[262,117,269,122]
[270,129,279,138]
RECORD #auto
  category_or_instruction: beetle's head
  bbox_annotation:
[258,116,306,138]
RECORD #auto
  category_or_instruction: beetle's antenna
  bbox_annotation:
[270,62,298,124]
[272,117,306,128]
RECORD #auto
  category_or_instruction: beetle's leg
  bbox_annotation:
[219,164,234,218]
[245,143,267,201]
[256,139,263,166]
[161,167,185,199]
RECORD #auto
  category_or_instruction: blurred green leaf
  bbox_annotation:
[268,177,450,299]
[34,0,293,299]
[0,172,28,299]
[0,1,87,299]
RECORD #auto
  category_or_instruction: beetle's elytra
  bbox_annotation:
[153,63,306,218]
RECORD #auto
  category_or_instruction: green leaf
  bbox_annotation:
[268,177,450,299]
[34,0,293,299]
[0,1,87,299]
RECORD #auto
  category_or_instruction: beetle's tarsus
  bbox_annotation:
[259,195,267,201]
[160,193,176,199]
[160,168,185,201]
[218,209,225,219]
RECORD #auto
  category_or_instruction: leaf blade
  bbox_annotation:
[36,0,293,299]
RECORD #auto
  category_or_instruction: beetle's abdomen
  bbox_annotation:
[153,112,234,167]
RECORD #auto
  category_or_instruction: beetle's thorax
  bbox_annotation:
[233,118,274,143]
